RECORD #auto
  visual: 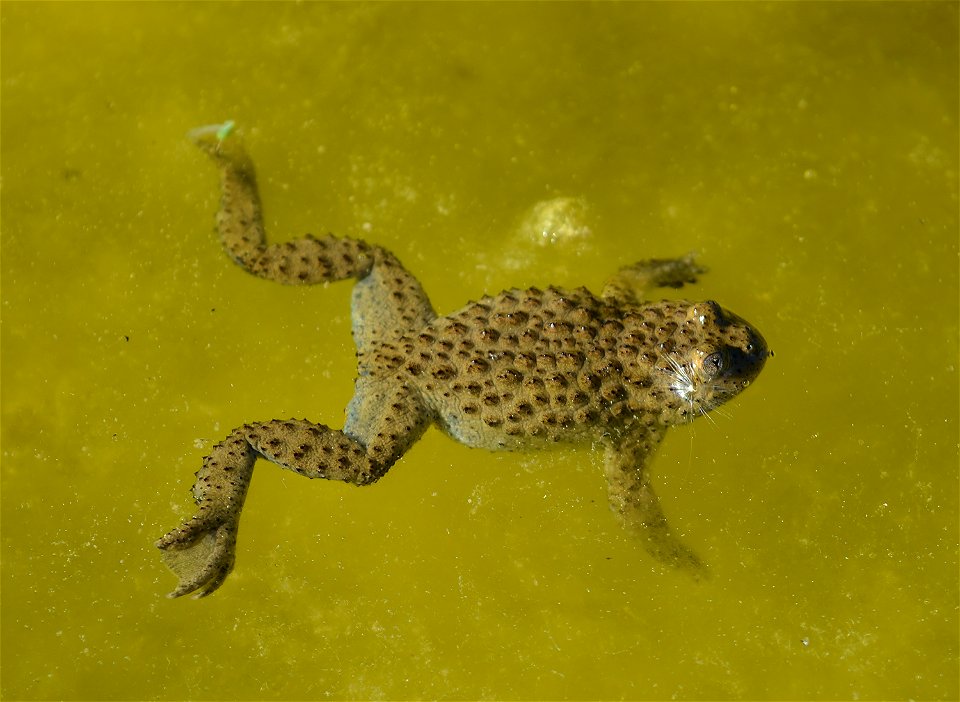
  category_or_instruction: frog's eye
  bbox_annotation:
[702,351,723,378]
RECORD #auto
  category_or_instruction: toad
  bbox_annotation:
[157,123,770,598]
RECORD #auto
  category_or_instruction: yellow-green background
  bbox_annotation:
[2,3,957,700]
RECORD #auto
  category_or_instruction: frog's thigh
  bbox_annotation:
[350,250,436,355]
[344,379,431,467]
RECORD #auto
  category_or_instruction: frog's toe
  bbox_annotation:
[157,520,237,598]
[187,121,250,167]
[187,120,234,145]
[155,510,222,550]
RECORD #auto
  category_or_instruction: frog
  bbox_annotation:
[156,123,770,599]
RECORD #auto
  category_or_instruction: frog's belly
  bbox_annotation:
[432,406,592,452]
[433,410,517,450]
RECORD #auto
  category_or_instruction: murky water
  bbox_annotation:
[2,3,957,699]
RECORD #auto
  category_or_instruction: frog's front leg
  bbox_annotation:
[157,388,430,598]
[603,427,707,578]
[601,254,705,304]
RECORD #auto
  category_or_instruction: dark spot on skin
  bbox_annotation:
[432,366,456,380]
[496,369,523,384]
[467,358,490,374]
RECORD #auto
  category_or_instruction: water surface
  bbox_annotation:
[2,3,957,699]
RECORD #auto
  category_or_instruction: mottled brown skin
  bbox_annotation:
[157,124,769,598]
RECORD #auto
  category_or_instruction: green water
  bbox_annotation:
[2,3,957,699]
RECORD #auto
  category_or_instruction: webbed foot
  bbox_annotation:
[156,513,238,599]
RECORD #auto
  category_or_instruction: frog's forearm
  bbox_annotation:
[603,429,706,577]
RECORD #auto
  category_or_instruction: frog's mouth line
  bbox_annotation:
[658,341,771,424]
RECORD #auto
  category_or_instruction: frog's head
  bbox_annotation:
[625,300,769,426]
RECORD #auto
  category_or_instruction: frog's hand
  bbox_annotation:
[156,515,238,599]
[601,254,706,305]
[602,428,708,579]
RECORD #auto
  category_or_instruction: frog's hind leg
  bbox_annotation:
[189,122,437,349]
[349,248,436,355]
[189,123,433,316]
[189,123,370,284]
[601,254,706,305]
[156,384,430,599]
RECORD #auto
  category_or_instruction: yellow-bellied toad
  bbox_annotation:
[157,124,770,598]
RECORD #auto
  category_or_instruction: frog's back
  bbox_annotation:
[360,285,629,448]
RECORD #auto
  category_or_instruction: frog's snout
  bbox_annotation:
[727,324,769,384]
